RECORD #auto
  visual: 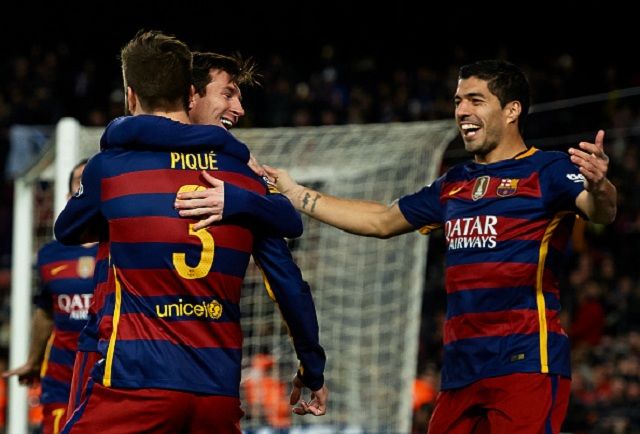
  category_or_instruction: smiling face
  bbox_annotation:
[190,69,245,129]
[454,76,509,158]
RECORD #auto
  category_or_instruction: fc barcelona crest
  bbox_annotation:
[472,176,490,201]
[497,178,519,197]
[76,256,95,279]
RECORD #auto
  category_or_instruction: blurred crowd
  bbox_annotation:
[0,42,639,433]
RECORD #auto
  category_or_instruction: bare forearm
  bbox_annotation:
[28,309,54,366]
[288,185,411,238]
[578,179,617,224]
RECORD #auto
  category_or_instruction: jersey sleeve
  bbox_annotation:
[54,155,106,245]
[397,176,445,230]
[100,115,250,162]
[539,154,585,215]
[252,237,326,390]
[223,182,303,238]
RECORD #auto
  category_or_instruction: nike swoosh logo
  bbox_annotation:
[448,187,463,196]
[50,265,68,276]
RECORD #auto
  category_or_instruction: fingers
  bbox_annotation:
[192,215,221,231]
[201,170,224,187]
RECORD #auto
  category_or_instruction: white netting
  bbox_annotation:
[19,119,456,434]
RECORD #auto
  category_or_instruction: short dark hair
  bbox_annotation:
[192,52,259,96]
[68,159,89,193]
[459,60,530,132]
[120,30,192,112]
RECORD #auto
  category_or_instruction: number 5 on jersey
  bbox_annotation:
[173,185,214,279]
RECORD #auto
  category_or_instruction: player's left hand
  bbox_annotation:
[568,129,610,193]
[174,170,224,230]
[290,375,328,416]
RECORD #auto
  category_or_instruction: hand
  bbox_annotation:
[263,165,300,199]
[248,153,266,178]
[2,362,40,386]
[568,130,610,193]
[290,375,328,416]
[174,170,224,231]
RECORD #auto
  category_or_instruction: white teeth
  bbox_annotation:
[461,124,480,130]
[221,118,233,128]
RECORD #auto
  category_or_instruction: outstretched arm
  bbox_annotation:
[174,171,303,237]
[570,130,617,224]
[252,237,328,416]
[264,166,414,239]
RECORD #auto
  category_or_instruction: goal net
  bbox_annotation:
[10,118,456,434]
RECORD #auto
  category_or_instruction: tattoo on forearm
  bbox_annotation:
[302,192,311,210]
[310,193,321,213]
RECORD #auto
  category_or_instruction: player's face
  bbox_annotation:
[454,77,506,157]
[190,69,245,129]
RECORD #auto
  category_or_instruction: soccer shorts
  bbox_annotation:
[66,351,102,421]
[42,402,67,434]
[62,379,243,434]
[428,373,570,434]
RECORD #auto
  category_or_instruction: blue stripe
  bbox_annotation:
[52,313,89,331]
[103,193,179,218]
[446,287,561,318]
[38,242,98,263]
[42,278,94,294]
[446,197,549,220]
[110,242,250,277]
[441,332,570,390]
[94,340,242,396]
[40,377,71,404]
[545,374,558,434]
[119,291,241,322]
[48,346,76,366]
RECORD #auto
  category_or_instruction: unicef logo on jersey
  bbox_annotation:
[155,299,223,320]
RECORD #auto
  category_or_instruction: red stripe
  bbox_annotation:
[52,330,82,351]
[117,269,243,302]
[102,169,264,201]
[446,263,558,294]
[441,172,541,202]
[109,217,253,253]
[115,312,242,349]
[40,259,83,282]
[43,361,73,383]
[443,308,564,345]
[494,217,549,242]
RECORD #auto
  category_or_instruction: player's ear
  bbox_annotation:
[188,85,196,111]
[126,86,137,115]
[504,101,521,126]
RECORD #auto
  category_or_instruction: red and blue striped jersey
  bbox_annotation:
[35,240,98,404]
[55,116,321,396]
[399,148,585,390]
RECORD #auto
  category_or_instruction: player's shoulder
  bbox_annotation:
[37,239,69,263]
[529,148,570,165]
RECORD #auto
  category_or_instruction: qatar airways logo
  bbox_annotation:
[57,294,93,320]
[445,215,498,250]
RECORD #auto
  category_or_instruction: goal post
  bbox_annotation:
[10,119,456,434]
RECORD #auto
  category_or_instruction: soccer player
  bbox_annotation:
[55,30,324,433]
[70,50,329,422]
[3,160,98,434]
[212,60,615,433]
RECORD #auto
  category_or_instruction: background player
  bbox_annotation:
[3,160,98,434]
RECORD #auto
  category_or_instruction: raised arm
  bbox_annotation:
[174,170,303,238]
[569,130,617,224]
[252,237,328,416]
[264,166,414,239]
